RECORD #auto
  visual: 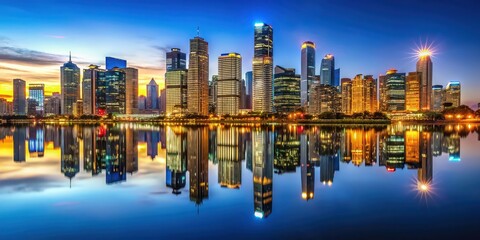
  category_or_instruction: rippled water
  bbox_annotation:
[0,123,479,239]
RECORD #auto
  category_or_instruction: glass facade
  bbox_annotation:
[28,84,45,115]
[253,23,273,113]
[165,70,188,114]
[320,54,335,86]
[385,70,406,112]
[217,53,242,115]
[96,68,126,114]
[166,48,187,71]
[106,57,127,70]
[273,66,300,113]
[60,56,80,115]
[300,41,315,108]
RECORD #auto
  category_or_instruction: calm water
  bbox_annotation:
[0,123,479,239]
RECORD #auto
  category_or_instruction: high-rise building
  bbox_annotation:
[273,66,301,114]
[334,68,341,87]
[431,85,444,112]
[406,72,421,112]
[138,95,146,110]
[253,23,273,113]
[44,92,61,115]
[146,78,159,110]
[28,84,45,116]
[208,76,218,114]
[416,51,433,110]
[13,79,26,115]
[445,81,461,107]
[239,79,247,109]
[166,48,187,71]
[379,75,388,112]
[122,67,139,114]
[320,54,335,86]
[0,98,11,116]
[82,65,104,115]
[165,70,188,114]
[309,84,341,114]
[60,54,80,115]
[341,78,352,115]
[27,98,38,116]
[106,57,126,70]
[384,69,406,112]
[159,89,166,113]
[187,36,209,115]
[217,53,242,115]
[351,74,377,113]
[96,68,126,114]
[245,71,253,109]
[300,41,315,108]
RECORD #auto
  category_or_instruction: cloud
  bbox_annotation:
[46,35,66,39]
[0,175,63,193]
[0,46,67,66]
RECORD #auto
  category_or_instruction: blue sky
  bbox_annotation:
[0,0,479,105]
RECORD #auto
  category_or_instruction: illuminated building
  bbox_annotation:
[13,126,26,162]
[379,75,387,112]
[60,53,80,115]
[28,126,44,158]
[82,65,104,115]
[431,85,444,112]
[405,130,420,167]
[13,78,26,115]
[240,79,247,109]
[123,67,139,114]
[273,127,300,173]
[245,71,253,109]
[320,54,335,86]
[379,127,405,171]
[82,126,100,175]
[165,70,188,114]
[96,68,126,114]
[44,92,61,115]
[27,98,38,116]
[301,132,314,200]
[341,78,352,115]
[188,127,209,204]
[253,23,273,113]
[217,126,241,189]
[28,84,44,116]
[146,78,159,110]
[445,81,461,107]
[334,68,340,87]
[351,74,377,113]
[72,100,83,117]
[208,76,217,114]
[159,88,166,113]
[416,50,433,110]
[406,72,421,112]
[166,126,187,194]
[166,48,187,71]
[106,56,126,70]
[217,53,242,115]
[138,95,146,110]
[273,66,301,113]
[300,41,316,108]
[309,84,341,115]
[383,69,406,112]
[253,128,273,218]
[0,98,11,116]
[187,36,209,115]
[104,126,127,184]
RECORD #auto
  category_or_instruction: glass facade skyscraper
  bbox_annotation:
[187,36,209,115]
[300,41,315,108]
[384,69,406,112]
[146,78,159,110]
[82,65,104,115]
[106,57,127,70]
[60,54,80,115]
[445,81,461,107]
[13,78,26,115]
[273,66,300,113]
[96,68,126,114]
[166,48,187,71]
[217,53,242,115]
[320,54,335,86]
[432,85,444,112]
[416,54,433,110]
[406,72,421,112]
[253,23,273,113]
[28,84,45,115]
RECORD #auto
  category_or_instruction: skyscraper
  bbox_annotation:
[384,69,406,112]
[334,68,341,87]
[166,48,187,71]
[406,72,421,112]
[165,70,188,114]
[106,57,127,70]
[341,78,352,115]
[82,65,104,115]
[245,71,253,109]
[13,79,26,115]
[44,92,61,115]
[28,84,45,116]
[123,67,139,114]
[96,68,126,114]
[320,54,335,86]
[60,53,80,115]
[187,36,209,115]
[431,85,444,111]
[445,81,461,107]
[351,74,377,113]
[146,78,159,110]
[300,41,315,108]
[309,84,341,114]
[273,66,301,113]
[416,51,433,110]
[217,53,242,115]
[253,23,273,113]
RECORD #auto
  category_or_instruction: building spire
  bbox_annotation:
[69,51,72,62]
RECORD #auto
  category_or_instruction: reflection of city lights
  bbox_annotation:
[302,192,307,199]
[327,181,332,187]
[254,211,264,219]
[418,182,430,192]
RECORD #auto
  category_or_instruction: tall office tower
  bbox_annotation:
[166,126,187,194]
[13,127,26,162]
[379,75,388,112]
[166,70,188,114]
[445,81,461,107]
[106,57,127,70]
[300,41,316,108]
[60,54,80,115]
[187,36,209,115]
[245,71,253,109]
[217,53,242,115]
[253,128,273,218]
[13,79,26,115]
[166,48,187,71]
[122,67,138,114]
[351,74,377,113]
[431,85,444,111]
[416,50,433,110]
[406,72,421,112]
[309,84,341,114]
[334,68,341,87]
[341,78,352,115]
[217,126,241,189]
[384,69,406,112]
[240,79,247,109]
[146,78,159,110]
[159,89,166,113]
[28,84,45,116]
[208,77,218,114]
[27,98,38,116]
[138,95,146,110]
[273,66,301,114]
[188,127,209,204]
[44,92,61,115]
[96,68,126,114]
[320,54,335,86]
[0,98,8,115]
[82,65,104,115]
[253,23,273,113]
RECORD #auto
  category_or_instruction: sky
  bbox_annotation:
[0,0,479,106]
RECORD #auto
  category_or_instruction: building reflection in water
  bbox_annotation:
[61,126,79,186]
[217,126,241,189]
[188,126,209,205]
[13,126,26,162]
[166,126,187,194]
[28,125,44,158]
[253,127,273,218]
[300,128,314,200]
[273,126,300,174]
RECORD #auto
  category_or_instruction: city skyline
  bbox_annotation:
[1,0,478,107]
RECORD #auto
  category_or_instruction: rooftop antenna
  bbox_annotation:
[197,26,200,37]
[69,51,72,62]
